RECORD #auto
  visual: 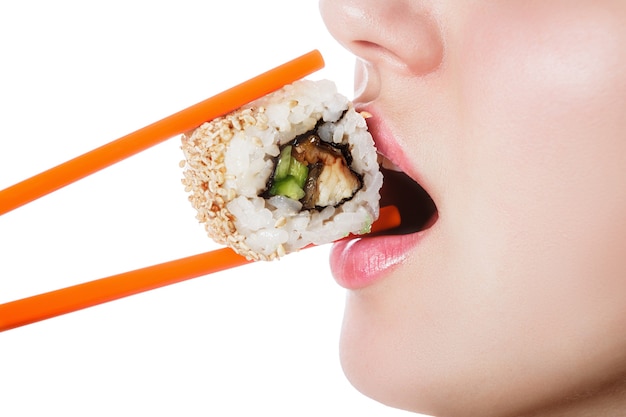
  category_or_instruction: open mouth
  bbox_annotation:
[354,108,438,237]
[379,166,438,235]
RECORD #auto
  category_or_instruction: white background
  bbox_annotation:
[0,1,424,416]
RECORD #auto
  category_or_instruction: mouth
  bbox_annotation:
[378,163,438,236]
[329,108,438,289]
[354,108,438,237]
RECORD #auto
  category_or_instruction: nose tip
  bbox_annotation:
[320,0,444,77]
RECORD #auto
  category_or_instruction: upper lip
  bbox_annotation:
[356,104,439,234]
[356,104,426,189]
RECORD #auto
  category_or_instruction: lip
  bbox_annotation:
[359,107,425,186]
[330,233,422,290]
[330,106,433,290]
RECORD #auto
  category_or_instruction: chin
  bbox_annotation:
[337,285,444,416]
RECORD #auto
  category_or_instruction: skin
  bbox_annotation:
[319,1,626,416]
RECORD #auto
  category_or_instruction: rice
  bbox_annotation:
[181,79,382,261]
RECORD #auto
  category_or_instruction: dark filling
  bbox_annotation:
[264,131,363,210]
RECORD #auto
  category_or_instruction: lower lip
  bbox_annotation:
[330,233,421,290]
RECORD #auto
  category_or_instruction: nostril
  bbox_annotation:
[352,40,403,66]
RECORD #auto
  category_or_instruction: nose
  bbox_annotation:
[319,0,444,76]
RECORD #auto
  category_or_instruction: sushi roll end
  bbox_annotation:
[181,79,382,261]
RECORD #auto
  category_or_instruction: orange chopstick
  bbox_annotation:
[0,49,396,332]
[0,206,400,332]
[0,50,324,216]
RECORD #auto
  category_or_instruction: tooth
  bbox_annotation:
[378,155,403,172]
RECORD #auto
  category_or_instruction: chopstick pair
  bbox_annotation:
[0,50,400,332]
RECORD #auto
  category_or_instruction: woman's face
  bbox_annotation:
[320,1,626,416]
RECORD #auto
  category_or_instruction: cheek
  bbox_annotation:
[460,3,626,140]
[461,3,626,142]
[447,2,626,390]
[457,3,626,266]
[420,2,626,406]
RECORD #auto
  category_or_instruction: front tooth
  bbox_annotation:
[378,155,403,172]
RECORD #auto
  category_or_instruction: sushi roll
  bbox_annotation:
[180,79,382,261]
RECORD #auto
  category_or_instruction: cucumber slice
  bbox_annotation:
[269,176,306,200]
[288,158,309,188]
[274,145,293,181]
[270,145,309,200]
